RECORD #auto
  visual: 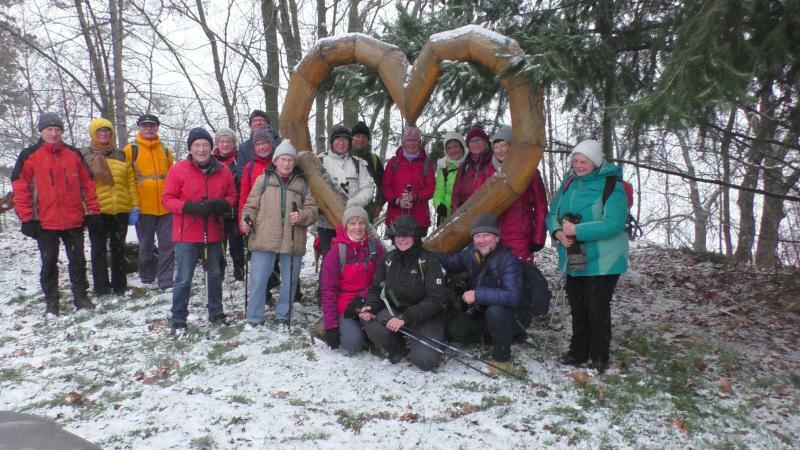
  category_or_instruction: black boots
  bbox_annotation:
[74,295,96,311]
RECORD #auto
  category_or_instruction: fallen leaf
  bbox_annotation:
[673,418,690,436]
[399,412,419,422]
[598,387,607,402]
[275,391,289,398]
[142,376,156,385]
[571,370,591,385]
[61,391,83,405]
[719,377,734,394]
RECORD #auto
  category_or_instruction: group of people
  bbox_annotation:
[11,110,628,375]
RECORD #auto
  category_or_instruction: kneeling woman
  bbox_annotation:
[240,140,318,327]
[320,206,384,353]
[359,216,448,371]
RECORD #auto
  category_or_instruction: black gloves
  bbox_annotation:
[344,296,366,319]
[183,200,211,216]
[209,199,230,216]
[531,243,544,253]
[325,328,340,349]
[436,204,448,217]
[183,199,229,216]
[20,220,41,238]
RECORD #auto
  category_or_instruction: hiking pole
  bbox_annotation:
[542,259,568,359]
[203,201,210,313]
[243,216,253,317]
[401,324,527,381]
[286,202,298,328]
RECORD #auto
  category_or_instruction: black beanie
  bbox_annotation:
[249,109,269,125]
[388,215,420,238]
[329,124,352,144]
[187,127,214,150]
[351,121,370,137]
[471,212,499,236]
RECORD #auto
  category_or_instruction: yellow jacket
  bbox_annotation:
[83,118,140,215]
[123,134,174,216]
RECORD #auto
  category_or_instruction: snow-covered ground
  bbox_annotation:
[0,225,797,449]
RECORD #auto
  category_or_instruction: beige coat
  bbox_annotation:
[242,169,318,255]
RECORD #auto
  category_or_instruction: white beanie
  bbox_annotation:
[571,139,604,167]
[272,139,298,160]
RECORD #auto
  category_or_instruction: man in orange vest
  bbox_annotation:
[123,114,175,289]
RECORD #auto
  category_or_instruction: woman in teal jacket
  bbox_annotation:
[432,131,466,226]
[546,139,629,374]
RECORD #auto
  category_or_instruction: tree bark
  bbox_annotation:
[342,0,361,126]
[109,0,128,146]
[261,0,280,127]
[680,133,708,252]
[74,0,112,120]
[718,108,736,256]
[195,0,236,130]
[278,0,302,70]
[314,0,327,153]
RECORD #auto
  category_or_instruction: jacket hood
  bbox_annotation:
[331,223,369,248]
[88,118,115,151]
[393,145,428,161]
[442,131,466,153]
[572,160,622,182]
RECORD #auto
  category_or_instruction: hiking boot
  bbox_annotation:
[487,360,513,376]
[74,296,96,311]
[590,358,609,374]
[210,314,229,326]
[244,322,263,331]
[171,322,187,336]
[276,318,290,329]
[233,267,245,281]
[45,301,59,317]
[387,347,409,364]
[560,352,588,366]
[113,287,127,296]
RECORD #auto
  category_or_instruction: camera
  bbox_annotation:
[561,213,586,271]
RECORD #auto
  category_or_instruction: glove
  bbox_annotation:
[325,328,340,349]
[531,243,544,253]
[20,220,41,239]
[435,204,447,217]
[129,207,140,226]
[84,214,103,227]
[209,199,230,216]
[183,200,211,216]
[344,296,366,319]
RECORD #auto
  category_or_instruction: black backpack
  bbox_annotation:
[497,252,551,316]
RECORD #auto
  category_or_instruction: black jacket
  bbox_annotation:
[365,246,447,326]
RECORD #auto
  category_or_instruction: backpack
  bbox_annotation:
[496,252,551,316]
[562,175,643,240]
[129,142,172,182]
[338,240,378,273]
[255,171,310,220]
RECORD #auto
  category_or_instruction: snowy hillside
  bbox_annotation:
[0,227,797,449]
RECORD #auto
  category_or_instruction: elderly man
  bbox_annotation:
[350,121,384,220]
[437,212,533,374]
[235,109,281,180]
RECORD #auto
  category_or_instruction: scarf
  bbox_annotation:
[87,146,115,186]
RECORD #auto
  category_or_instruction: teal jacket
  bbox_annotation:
[546,161,629,276]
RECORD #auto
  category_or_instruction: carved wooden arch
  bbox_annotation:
[279,25,546,252]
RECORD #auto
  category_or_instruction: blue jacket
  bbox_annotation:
[546,161,629,276]
[438,243,524,309]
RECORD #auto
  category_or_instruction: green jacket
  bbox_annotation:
[546,161,629,276]
[432,157,460,216]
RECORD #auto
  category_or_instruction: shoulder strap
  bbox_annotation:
[340,240,379,273]
[259,171,271,195]
[339,242,347,273]
[602,176,616,206]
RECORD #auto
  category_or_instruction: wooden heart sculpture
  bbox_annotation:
[279,25,545,252]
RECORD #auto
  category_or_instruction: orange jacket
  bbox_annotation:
[123,134,173,215]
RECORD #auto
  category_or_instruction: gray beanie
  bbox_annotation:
[252,128,274,148]
[571,139,604,168]
[272,139,298,161]
[342,205,369,225]
[214,127,237,147]
[471,212,500,236]
[491,125,512,144]
[37,112,64,132]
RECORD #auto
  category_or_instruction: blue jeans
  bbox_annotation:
[247,251,301,323]
[338,315,366,355]
[171,242,223,325]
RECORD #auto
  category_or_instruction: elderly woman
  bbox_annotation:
[240,140,318,328]
[546,139,629,374]
[359,215,448,371]
[432,131,466,226]
[320,206,384,353]
[213,128,245,281]
[450,125,493,213]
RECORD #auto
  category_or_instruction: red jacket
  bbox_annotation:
[450,150,494,212]
[320,225,384,330]
[12,141,100,230]
[381,147,435,228]
[238,154,272,220]
[488,165,549,260]
[162,157,237,243]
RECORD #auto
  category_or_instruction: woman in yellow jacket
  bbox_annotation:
[83,118,140,295]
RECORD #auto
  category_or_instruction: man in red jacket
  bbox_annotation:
[381,126,435,236]
[162,128,237,333]
[12,112,102,316]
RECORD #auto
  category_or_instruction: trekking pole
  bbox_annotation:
[243,216,253,317]
[541,258,568,359]
[202,199,210,312]
[286,202,298,328]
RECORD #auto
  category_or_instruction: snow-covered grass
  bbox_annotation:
[0,228,797,449]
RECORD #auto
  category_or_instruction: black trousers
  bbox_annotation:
[565,274,620,364]
[221,217,245,279]
[446,305,532,363]
[36,227,89,304]
[363,309,445,371]
[88,213,129,294]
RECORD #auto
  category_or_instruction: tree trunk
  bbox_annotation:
[109,0,128,146]
[719,108,736,256]
[379,99,391,159]
[278,0,302,70]
[74,0,112,119]
[261,0,280,127]
[681,134,707,252]
[342,0,360,126]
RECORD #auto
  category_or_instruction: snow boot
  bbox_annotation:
[45,300,59,317]
[210,313,229,326]
[560,351,588,366]
[74,295,96,311]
